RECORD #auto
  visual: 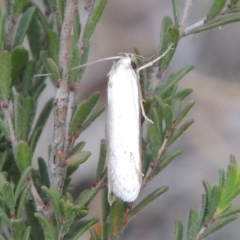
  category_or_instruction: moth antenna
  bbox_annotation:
[137,44,173,72]
[71,56,122,71]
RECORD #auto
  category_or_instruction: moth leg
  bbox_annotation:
[136,77,154,124]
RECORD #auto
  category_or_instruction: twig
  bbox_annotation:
[180,0,193,29]
[49,0,75,191]
[181,18,206,36]
[142,134,170,187]
[1,101,17,149]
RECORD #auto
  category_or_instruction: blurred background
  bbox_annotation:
[3,0,240,239]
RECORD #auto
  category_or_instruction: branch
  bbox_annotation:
[1,101,17,149]
[180,0,193,29]
[142,133,171,187]
[49,0,75,191]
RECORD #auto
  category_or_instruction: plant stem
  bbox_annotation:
[49,0,75,191]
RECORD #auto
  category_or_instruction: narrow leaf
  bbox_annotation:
[158,16,179,72]
[95,139,107,181]
[67,151,91,176]
[46,29,59,64]
[78,189,98,208]
[16,141,32,172]
[16,183,31,218]
[207,0,227,21]
[64,219,98,240]
[157,65,194,96]
[201,215,238,238]
[69,92,101,135]
[11,219,25,240]
[172,0,179,25]
[47,58,60,83]
[12,6,37,48]
[186,209,198,240]
[174,220,183,240]
[34,213,56,240]
[130,186,168,218]
[0,50,11,100]
[21,97,34,140]
[3,182,15,210]
[41,186,62,230]
[83,0,108,42]
[14,166,31,203]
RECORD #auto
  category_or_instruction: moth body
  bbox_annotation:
[107,55,142,205]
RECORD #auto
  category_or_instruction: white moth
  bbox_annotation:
[106,49,171,205]
[107,54,143,205]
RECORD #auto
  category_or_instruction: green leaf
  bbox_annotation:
[0,13,6,52]
[22,226,31,240]
[158,150,182,170]
[198,194,207,228]
[11,46,29,84]
[168,119,194,145]
[46,29,59,64]
[29,127,42,154]
[34,213,57,240]
[158,16,179,72]
[172,0,179,25]
[188,16,240,35]
[186,209,198,240]
[32,98,53,131]
[71,141,86,154]
[47,58,60,83]
[25,201,43,238]
[220,207,240,219]
[78,189,98,208]
[13,91,21,139]
[174,220,183,240]
[61,200,83,235]
[41,186,62,230]
[16,141,32,172]
[175,101,195,125]
[38,158,50,187]
[67,151,91,176]
[101,188,109,240]
[69,32,80,83]
[80,107,105,133]
[21,97,34,140]
[11,219,25,240]
[13,0,28,15]
[0,50,12,100]
[83,0,108,42]
[0,206,11,227]
[207,0,227,21]
[201,215,238,238]
[147,123,161,159]
[14,166,31,203]
[69,92,101,135]
[12,6,37,48]
[33,81,46,102]
[218,168,225,188]
[27,14,42,59]
[130,186,168,218]
[64,219,98,240]
[95,139,107,181]
[157,65,194,96]
[22,60,36,96]
[205,186,222,221]
[75,42,90,82]
[163,104,173,132]
[16,183,31,218]
[3,182,15,210]
[55,0,64,28]
[108,200,126,239]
